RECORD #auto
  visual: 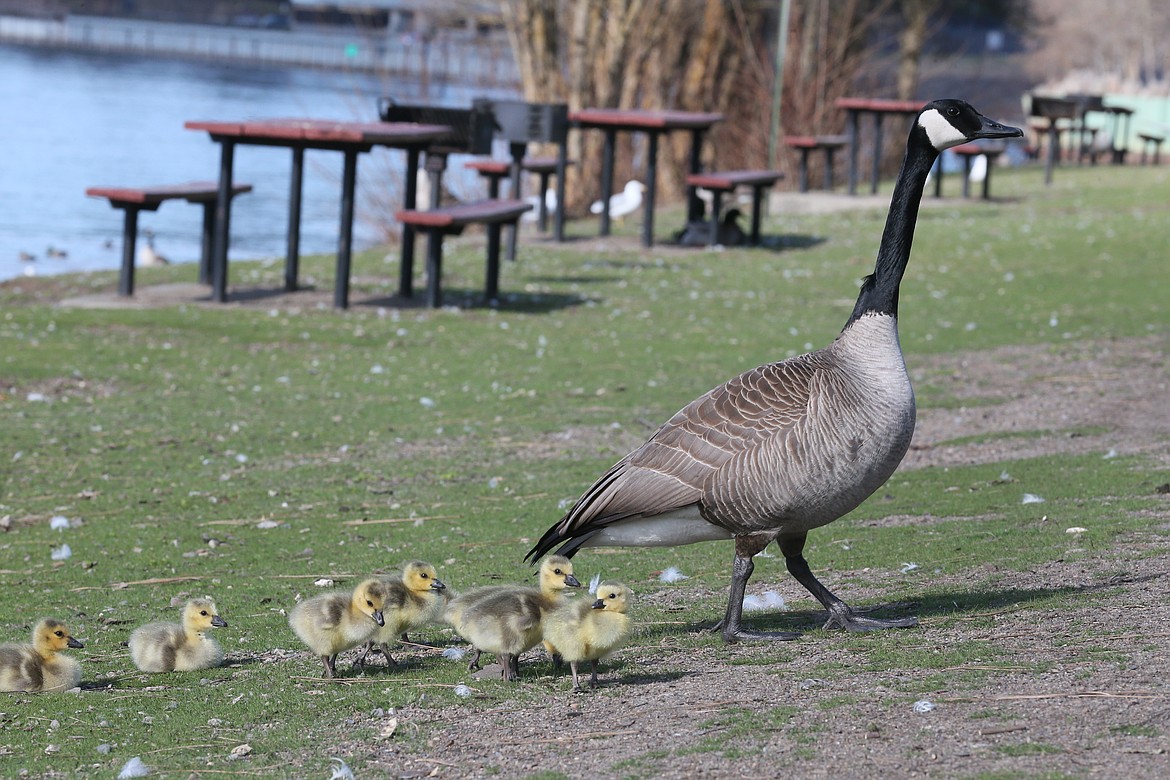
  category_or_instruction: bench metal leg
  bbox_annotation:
[643,131,659,248]
[118,206,140,297]
[982,164,992,200]
[554,143,568,242]
[399,147,421,298]
[507,143,523,261]
[961,156,972,198]
[846,109,860,195]
[797,148,811,193]
[486,222,502,303]
[212,141,236,303]
[334,148,358,310]
[287,146,304,292]
[198,202,215,286]
[823,148,837,190]
[425,228,444,309]
[536,171,551,232]
[749,186,764,246]
[599,128,616,236]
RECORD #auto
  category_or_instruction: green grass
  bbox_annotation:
[1,162,1168,776]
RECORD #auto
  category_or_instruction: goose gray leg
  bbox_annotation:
[778,534,917,631]
[719,537,802,643]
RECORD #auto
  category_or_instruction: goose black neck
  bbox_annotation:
[844,130,939,328]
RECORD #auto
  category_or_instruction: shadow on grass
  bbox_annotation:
[355,289,592,313]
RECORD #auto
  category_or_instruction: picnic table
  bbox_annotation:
[835,97,925,195]
[184,118,452,309]
[569,108,724,247]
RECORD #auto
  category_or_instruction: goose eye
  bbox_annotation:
[420,573,428,579]
[200,611,208,617]
[947,106,959,116]
[54,631,64,637]
[367,600,374,607]
[553,568,563,575]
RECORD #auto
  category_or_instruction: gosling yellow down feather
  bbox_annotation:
[448,555,581,681]
[0,618,84,692]
[543,581,633,690]
[357,561,447,667]
[128,597,228,673]
[289,578,388,678]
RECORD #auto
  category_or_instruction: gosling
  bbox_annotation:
[128,597,228,673]
[445,554,579,632]
[289,578,388,678]
[543,581,633,690]
[0,618,84,692]
[448,555,581,681]
[356,561,447,667]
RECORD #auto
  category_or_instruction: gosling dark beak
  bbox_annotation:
[591,599,606,610]
[564,574,581,588]
[974,114,1023,140]
[430,579,446,591]
[67,637,84,649]
[211,616,228,628]
[372,610,385,627]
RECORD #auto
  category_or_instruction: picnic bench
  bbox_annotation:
[783,135,848,192]
[86,180,252,297]
[683,169,783,247]
[933,144,1007,200]
[395,199,532,308]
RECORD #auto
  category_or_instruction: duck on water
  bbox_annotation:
[527,99,1023,643]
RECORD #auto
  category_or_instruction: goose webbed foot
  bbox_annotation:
[823,603,918,632]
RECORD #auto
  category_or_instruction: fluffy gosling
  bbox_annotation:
[448,555,581,681]
[289,578,388,678]
[0,618,84,692]
[543,581,633,690]
[128,597,228,672]
[356,561,447,667]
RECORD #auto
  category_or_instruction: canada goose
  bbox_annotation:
[0,618,84,692]
[447,555,581,681]
[127,597,228,672]
[45,245,68,259]
[355,561,446,667]
[18,251,36,263]
[137,228,169,267]
[589,180,645,222]
[543,581,633,690]
[527,100,1022,642]
[289,578,388,678]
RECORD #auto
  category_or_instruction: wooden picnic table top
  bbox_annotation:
[86,181,253,205]
[569,108,724,131]
[835,97,925,114]
[183,118,453,146]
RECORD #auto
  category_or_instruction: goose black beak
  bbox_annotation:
[211,616,228,628]
[430,578,446,591]
[372,610,385,627]
[67,637,84,649]
[564,574,581,588]
[974,116,1023,140]
[591,598,606,610]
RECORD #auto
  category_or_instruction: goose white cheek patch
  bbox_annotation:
[918,108,968,151]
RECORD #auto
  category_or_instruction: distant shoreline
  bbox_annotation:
[0,13,520,87]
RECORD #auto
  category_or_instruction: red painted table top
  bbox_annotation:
[569,108,724,131]
[184,118,452,146]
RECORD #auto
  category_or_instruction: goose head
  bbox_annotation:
[591,582,632,613]
[34,618,83,657]
[915,99,1022,153]
[402,560,445,593]
[183,597,228,633]
[537,554,581,592]
[353,578,388,626]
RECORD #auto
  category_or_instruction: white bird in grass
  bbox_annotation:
[527,99,1023,643]
[590,180,645,222]
[137,228,169,267]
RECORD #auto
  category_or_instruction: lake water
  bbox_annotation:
[0,44,518,283]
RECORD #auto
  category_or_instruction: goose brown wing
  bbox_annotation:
[527,354,822,560]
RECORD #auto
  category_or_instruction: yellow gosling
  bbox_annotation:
[289,578,387,678]
[128,597,228,673]
[448,556,581,681]
[0,618,84,692]
[543,582,633,690]
[357,561,447,667]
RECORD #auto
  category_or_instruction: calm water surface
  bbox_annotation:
[0,45,516,283]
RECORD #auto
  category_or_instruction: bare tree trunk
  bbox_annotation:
[896,0,937,100]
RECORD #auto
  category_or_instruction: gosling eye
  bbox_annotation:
[54,631,64,638]
[366,600,374,608]
[200,611,208,617]
[419,573,429,579]
[553,569,563,576]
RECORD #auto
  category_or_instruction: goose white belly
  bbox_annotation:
[586,506,733,548]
